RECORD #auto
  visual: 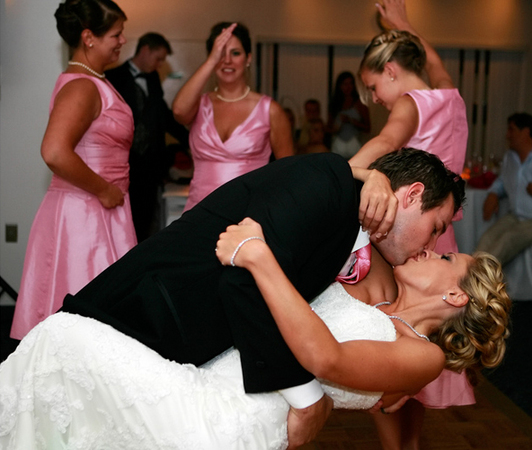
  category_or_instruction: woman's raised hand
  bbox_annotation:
[377,0,453,89]
[376,0,411,31]
[207,22,238,66]
[216,217,267,268]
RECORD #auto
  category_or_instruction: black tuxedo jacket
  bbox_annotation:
[62,153,361,393]
[105,61,188,176]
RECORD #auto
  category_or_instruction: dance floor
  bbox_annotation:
[2,303,531,449]
[301,381,532,449]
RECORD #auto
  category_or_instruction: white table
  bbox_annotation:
[454,186,532,300]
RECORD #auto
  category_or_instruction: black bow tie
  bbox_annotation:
[135,72,149,79]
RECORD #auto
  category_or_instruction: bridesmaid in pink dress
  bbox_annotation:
[348,1,471,448]
[172,22,294,212]
[10,0,136,340]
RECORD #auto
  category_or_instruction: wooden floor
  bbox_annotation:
[299,379,532,449]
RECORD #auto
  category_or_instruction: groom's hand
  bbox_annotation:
[286,394,333,449]
[357,169,397,240]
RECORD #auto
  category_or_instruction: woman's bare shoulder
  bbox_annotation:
[55,77,100,102]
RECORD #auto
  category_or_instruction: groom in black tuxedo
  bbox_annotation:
[62,150,464,444]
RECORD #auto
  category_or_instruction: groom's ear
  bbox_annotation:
[403,182,425,209]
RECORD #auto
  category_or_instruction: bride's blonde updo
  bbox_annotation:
[356,30,426,103]
[431,252,511,379]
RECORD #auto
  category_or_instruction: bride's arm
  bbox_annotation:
[217,218,445,394]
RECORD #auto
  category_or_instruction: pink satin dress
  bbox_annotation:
[10,73,137,340]
[184,94,273,211]
[405,88,467,254]
[406,88,474,408]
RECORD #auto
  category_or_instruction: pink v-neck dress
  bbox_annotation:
[405,88,474,409]
[184,94,273,211]
[10,73,137,340]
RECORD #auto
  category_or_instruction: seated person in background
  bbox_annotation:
[476,112,532,266]
[297,98,323,150]
[106,32,190,242]
[298,118,329,154]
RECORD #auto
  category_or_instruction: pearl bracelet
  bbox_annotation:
[230,236,266,267]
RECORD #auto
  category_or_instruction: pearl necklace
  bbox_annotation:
[374,302,430,342]
[68,61,105,79]
[215,86,251,102]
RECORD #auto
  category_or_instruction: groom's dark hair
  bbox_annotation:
[369,147,466,215]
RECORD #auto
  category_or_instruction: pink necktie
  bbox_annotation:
[335,243,372,285]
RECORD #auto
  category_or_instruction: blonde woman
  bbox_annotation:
[350,1,470,448]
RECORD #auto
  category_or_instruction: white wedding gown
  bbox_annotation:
[0,282,396,450]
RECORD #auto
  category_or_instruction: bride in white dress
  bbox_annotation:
[0,220,510,450]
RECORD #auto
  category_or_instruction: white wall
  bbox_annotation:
[1,0,532,297]
[0,0,64,301]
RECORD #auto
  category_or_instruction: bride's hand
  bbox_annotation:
[216,217,267,268]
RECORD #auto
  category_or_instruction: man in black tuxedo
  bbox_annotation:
[62,150,464,446]
[106,33,189,242]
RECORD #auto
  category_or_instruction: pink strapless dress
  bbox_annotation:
[406,88,474,408]
[10,73,137,340]
[184,94,273,211]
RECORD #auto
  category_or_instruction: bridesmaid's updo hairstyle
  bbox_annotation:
[55,0,126,49]
[206,22,252,56]
[432,252,511,381]
[360,30,426,76]
[356,30,426,104]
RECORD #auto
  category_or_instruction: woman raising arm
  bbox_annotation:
[349,0,460,170]
[172,22,294,211]
[351,0,467,245]
[352,2,471,447]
